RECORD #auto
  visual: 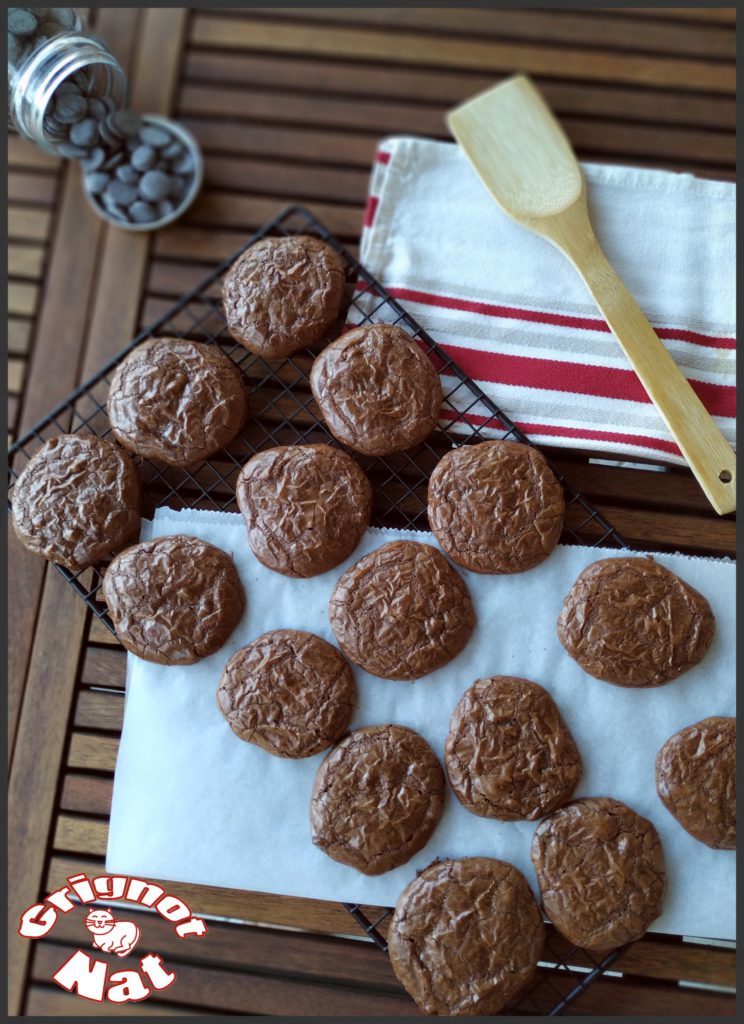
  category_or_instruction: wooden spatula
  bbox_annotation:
[447,74,736,515]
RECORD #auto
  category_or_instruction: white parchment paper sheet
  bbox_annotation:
[107,507,735,940]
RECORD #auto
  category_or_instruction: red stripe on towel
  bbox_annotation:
[363,195,379,228]
[388,286,736,351]
[438,407,682,457]
[435,343,735,418]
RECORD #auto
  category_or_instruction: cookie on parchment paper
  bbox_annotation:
[445,676,582,821]
[656,716,736,850]
[557,556,715,687]
[217,629,356,758]
[531,796,666,952]
[310,724,444,875]
[103,534,245,665]
[328,540,475,680]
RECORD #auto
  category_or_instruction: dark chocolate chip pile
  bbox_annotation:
[10,7,196,227]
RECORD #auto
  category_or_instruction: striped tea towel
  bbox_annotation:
[354,136,735,465]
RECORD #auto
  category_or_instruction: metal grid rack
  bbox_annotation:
[8,204,629,1015]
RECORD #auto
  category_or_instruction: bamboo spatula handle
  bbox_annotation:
[537,199,736,515]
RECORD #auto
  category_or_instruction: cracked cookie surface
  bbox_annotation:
[388,857,544,1016]
[107,337,248,466]
[11,434,141,571]
[217,629,356,758]
[235,444,372,577]
[531,796,666,952]
[103,534,245,665]
[310,323,443,455]
[328,540,475,680]
[557,556,715,687]
[428,440,564,574]
[309,724,444,875]
[656,716,735,849]
[445,676,582,820]
[223,235,345,358]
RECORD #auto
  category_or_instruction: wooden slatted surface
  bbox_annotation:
[8,7,735,1017]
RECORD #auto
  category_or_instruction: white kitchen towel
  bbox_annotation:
[107,508,735,941]
[354,136,735,465]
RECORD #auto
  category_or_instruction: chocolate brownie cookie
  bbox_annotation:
[310,323,443,455]
[328,540,475,680]
[103,534,245,664]
[656,716,736,849]
[235,444,372,577]
[531,797,666,952]
[223,235,345,358]
[310,725,444,875]
[217,630,356,758]
[11,434,141,571]
[107,338,248,466]
[557,556,715,687]
[428,440,564,574]
[388,858,544,1015]
[445,677,582,820]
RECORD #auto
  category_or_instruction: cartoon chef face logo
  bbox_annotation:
[84,909,140,957]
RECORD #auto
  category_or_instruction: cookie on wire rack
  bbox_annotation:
[223,234,345,358]
[11,433,141,571]
[107,337,249,467]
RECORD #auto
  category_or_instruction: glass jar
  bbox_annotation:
[8,7,127,155]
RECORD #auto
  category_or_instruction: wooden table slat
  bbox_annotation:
[46,854,378,940]
[29,939,735,1017]
[8,282,40,319]
[26,986,205,1017]
[207,6,736,60]
[35,839,739,991]
[189,14,735,93]
[8,170,59,206]
[183,51,737,132]
[8,243,46,281]
[60,772,115,817]
[8,206,53,242]
[604,8,736,25]
[8,318,33,356]
[30,941,425,1016]
[177,83,735,170]
[8,133,62,170]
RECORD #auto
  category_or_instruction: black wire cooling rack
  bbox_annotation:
[8,203,629,1015]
